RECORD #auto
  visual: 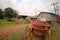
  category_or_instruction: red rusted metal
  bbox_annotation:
[31,20,47,36]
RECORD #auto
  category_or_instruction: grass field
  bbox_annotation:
[0,19,60,40]
[10,22,60,40]
[0,19,14,28]
[51,23,60,40]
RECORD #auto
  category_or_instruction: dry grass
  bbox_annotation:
[0,19,60,40]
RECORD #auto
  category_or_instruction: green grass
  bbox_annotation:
[0,19,14,28]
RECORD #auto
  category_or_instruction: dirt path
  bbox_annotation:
[0,24,29,40]
[0,25,20,40]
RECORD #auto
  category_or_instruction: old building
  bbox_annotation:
[18,15,27,19]
[37,12,60,22]
[28,16,37,21]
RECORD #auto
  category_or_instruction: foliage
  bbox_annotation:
[0,9,4,19]
[4,7,18,19]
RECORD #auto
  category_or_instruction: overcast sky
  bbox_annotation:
[0,0,60,16]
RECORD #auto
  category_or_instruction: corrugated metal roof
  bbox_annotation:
[37,12,59,17]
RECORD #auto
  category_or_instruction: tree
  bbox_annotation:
[0,9,4,19]
[13,10,18,18]
[4,7,18,19]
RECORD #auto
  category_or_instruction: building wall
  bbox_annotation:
[37,13,59,21]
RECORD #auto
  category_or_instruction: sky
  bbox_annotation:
[0,0,60,16]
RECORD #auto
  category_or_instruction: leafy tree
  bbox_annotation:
[0,9,4,19]
[13,10,18,18]
[4,7,18,19]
